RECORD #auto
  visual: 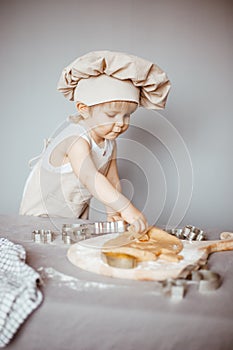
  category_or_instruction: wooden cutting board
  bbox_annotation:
[67,234,233,281]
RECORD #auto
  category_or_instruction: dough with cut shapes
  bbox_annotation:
[102,226,183,263]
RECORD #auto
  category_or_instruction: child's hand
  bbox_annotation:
[107,214,123,222]
[120,204,148,233]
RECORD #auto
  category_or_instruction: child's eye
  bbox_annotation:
[106,113,130,118]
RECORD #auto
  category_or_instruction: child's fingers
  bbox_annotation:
[130,218,148,234]
[112,215,124,221]
[107,215,123,222]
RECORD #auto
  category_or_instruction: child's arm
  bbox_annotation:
[67,137,148,233]
[105,143,123,221]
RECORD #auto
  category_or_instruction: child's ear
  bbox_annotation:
[76,102,90,119]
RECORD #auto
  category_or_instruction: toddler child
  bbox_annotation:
[19,50,171,233]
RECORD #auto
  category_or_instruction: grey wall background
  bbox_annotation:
[1,0,232,230]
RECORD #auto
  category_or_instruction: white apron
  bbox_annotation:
[19,121,114,218]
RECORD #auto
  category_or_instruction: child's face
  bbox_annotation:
[88,101,138,142]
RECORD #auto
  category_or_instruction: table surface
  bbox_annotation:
[1,215,233,350]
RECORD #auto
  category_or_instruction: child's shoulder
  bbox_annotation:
[51,120,89,144]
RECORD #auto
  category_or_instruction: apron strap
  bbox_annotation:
[28,138,52,169]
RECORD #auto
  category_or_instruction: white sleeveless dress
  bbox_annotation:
[19,121,114,218]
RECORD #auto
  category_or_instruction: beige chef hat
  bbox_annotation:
[57,50,171,109]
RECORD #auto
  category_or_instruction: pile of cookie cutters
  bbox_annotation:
[167,225,206,241]
[32,223,206,245]
[61,223,206,244]
[162,269,221,300]
[163,225,221,299]
[61,221,128,244]
[32,221,128,244]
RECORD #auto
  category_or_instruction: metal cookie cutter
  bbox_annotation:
[167,228,184,239]
[162,278,186,300]
[62,223,87,244]
[167,225,206,241]
[62,220,128,244]
[191,270,221,292]
[86,220,128,235]
[32,229,54,243]
[101,252,137,269]
[183,225,206,241]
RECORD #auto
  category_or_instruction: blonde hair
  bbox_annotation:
[68,100,138,124]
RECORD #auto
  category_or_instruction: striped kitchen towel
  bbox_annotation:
[0,238,43,347]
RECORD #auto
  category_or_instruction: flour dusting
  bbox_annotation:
[37,267,162,295]
[37,266,123,291]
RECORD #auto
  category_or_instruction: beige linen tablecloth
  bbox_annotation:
[0,215,233,350]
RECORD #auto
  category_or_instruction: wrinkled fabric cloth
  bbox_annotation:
[57,50,171,110]
[0,238,43,347]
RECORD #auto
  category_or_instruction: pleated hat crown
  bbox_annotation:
[57,50,171,109]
